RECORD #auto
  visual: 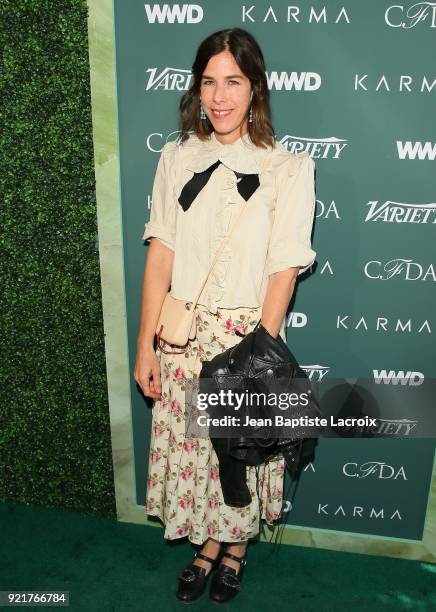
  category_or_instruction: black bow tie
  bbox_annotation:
[178,160,260,211]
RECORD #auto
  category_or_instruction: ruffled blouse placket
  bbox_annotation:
[204,165,240,314]
[180,132,263,315]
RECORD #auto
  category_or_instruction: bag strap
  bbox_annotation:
[191,154,272,306]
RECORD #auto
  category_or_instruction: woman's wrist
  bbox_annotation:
[137,334,155,350]
[259,321,279,338]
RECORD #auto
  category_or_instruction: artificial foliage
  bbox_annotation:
[0,0,116,516]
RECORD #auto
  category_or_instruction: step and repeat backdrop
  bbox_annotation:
[111,1,435,544]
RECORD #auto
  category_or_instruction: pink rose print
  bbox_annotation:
[224,318,248,335]
[208,497,219,509]
[153,423,165,438]
[180,466,193,481]
[276,462,285,475]
[147,305,286,543]
[173,367,186,382]
[150,451,160,464]
[179,495,192,509]
[234,322,248,335]
[170,399,182,416]
[231,525,245,537]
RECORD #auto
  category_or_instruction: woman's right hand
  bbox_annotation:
[134,344,162,399]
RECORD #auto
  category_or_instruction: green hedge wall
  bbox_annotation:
[0,0,116,517]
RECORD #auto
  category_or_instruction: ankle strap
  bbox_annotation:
[222,551,246,565]
[195,551,218,565]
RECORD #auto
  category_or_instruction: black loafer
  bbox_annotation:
[209,551,247,604]
[176,550,223,603]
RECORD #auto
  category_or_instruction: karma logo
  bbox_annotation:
[354,74,436,92]
[317,503,402,520]
[336,314,432,334]
[241,4,351,24]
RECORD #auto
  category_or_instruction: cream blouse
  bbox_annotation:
[142,131,317,331]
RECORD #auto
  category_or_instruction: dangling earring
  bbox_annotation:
[200,102,206,120]
[248,106,253,123]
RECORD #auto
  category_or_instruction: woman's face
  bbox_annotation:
[200,50,252,144]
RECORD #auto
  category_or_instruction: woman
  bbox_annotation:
[134,27,316,604]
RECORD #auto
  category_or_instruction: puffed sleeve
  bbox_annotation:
[265,152,317,276]
[141,141,177,251]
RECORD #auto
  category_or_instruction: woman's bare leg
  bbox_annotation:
[221,540,248,573]
[192,537,222,574]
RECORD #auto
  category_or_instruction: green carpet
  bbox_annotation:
[0,502,434,611]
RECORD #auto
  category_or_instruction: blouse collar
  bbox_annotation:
[181,130,267,175]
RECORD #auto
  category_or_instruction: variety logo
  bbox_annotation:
[396,141,436,160]
[241,5,350,24]
[336,315,432,334]
[373,369,425,385]
[144,3,203,23]
[145,67,193,90]
[279,135,347,158]
[364,259,436,281]
[354,74,436,92]
[365,201,436,223]
[343,461,407,479]
[338,417,418,436]
[385,2,436,28]
[300,365,330,382]
[373,418,418,435]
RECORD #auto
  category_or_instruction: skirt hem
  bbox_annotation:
[145,510,283,545]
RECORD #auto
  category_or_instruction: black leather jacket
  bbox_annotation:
[199,323,321,508]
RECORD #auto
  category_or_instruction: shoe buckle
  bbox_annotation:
[221,572,242,590]
[178,567,196,583]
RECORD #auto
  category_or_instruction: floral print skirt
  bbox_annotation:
[145,303,285,545]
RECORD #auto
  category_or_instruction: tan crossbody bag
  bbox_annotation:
[155,155,270,354]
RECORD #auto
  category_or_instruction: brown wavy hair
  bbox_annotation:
[178,28,275,149]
